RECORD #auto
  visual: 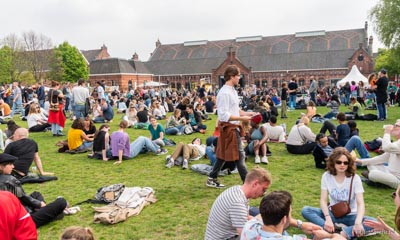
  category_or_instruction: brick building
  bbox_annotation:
[89,22,375,91]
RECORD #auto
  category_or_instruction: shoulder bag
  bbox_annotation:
[329,175,354,218]
[49,90,59,112]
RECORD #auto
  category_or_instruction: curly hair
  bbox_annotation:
[326,147,355,177]
[71,119,85,130]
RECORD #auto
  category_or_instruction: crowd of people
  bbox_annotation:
[0,65,399,239]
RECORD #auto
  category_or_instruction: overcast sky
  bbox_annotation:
[1,0,383,61]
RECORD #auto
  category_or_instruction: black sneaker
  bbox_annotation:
[206,178,225,188]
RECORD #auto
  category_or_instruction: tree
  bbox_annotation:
[22,31,53,81]
[375,48,400,76]
[370,0,400,49]
[50,42,88,82]
[2,33,28,81]
[0,46,13,83]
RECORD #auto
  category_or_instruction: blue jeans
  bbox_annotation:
[51,124,63,135]
[345,136,370,158]
[77,141,93,151]
[39,99,45,108]
[323,112,337,119]
[377,103,386,120]
[73,104,86,119]
[10,101,24,117]
[93,116,105,123]
[129,136,160,158]
[289,95,297,109]
[206,146,217,166]
[301,206,375,239]
[165,125,184,135]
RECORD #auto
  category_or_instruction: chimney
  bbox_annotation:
[368,36,373,55]
[156,39,161,48]
[364,21,368,32]
[132,52,139,61]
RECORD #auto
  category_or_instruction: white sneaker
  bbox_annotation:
[261,156,269,164]
[255,155,261,164]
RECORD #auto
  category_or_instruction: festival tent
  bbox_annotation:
[138,81,168,87]
[336,65,369,87]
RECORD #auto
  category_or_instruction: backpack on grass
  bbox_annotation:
[75,183,125,205]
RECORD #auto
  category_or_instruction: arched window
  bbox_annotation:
[272,79,278,88]
[262,79,268,87]
[318,78,325,88]
[298,78,305,86]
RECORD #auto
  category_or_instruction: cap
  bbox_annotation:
[380,68,387,74]
[0,153,17,164]
[251,114,263,124]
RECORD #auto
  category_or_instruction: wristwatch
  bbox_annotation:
[297,219,303,229]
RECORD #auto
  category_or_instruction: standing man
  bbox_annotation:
[309,76,317,104]
[36,82,46,108]
[288,76,298,109]
[10,82,24,118]
[206,65,255,188]
[373,69,389,121]
[96,81,105,101]
[71,79,90,119]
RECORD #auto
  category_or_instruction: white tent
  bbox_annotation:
[138,81,168,87]
[336,65,369,87]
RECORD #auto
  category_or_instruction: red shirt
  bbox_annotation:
[0,191,37,240]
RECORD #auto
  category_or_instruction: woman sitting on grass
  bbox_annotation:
[165,109,186,135]
[27,103,51,132]
[245,115,269,164]
[148,116,166,148]
[83,117,96,137]
[165,137,206,169]
[110,120,130,165]
[89,124,111,161]
[302,147,375,239]
[123,102,137,128]
[67,118,94,153]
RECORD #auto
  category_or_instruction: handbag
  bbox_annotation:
[329,175,354,218]
[49,90,59,112]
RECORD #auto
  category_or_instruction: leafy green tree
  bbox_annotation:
[370,0,400,49]
[375,48,400,76]
[0,46,13,83]
[51,42,88,82]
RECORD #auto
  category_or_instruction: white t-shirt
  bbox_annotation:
[321,172,364,214]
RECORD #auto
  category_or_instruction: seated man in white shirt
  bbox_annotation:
[262,116,286,142]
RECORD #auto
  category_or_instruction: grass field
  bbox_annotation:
[12,105,399,240]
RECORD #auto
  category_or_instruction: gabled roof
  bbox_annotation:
[81,49,102,63]
[90,58,152,75]
[146,28,369,74]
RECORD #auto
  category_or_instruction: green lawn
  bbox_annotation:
[12,105,399,239]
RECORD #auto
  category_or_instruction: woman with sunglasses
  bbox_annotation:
[302,147,375,239]
[363,187,400,239]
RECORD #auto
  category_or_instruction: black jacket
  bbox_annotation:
[0,174,42,211]
[312,138,338,169]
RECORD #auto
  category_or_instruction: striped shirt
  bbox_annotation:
[205,186,249,240]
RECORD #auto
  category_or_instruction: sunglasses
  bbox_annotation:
[335,160,349,165]
[392,192,397,199]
